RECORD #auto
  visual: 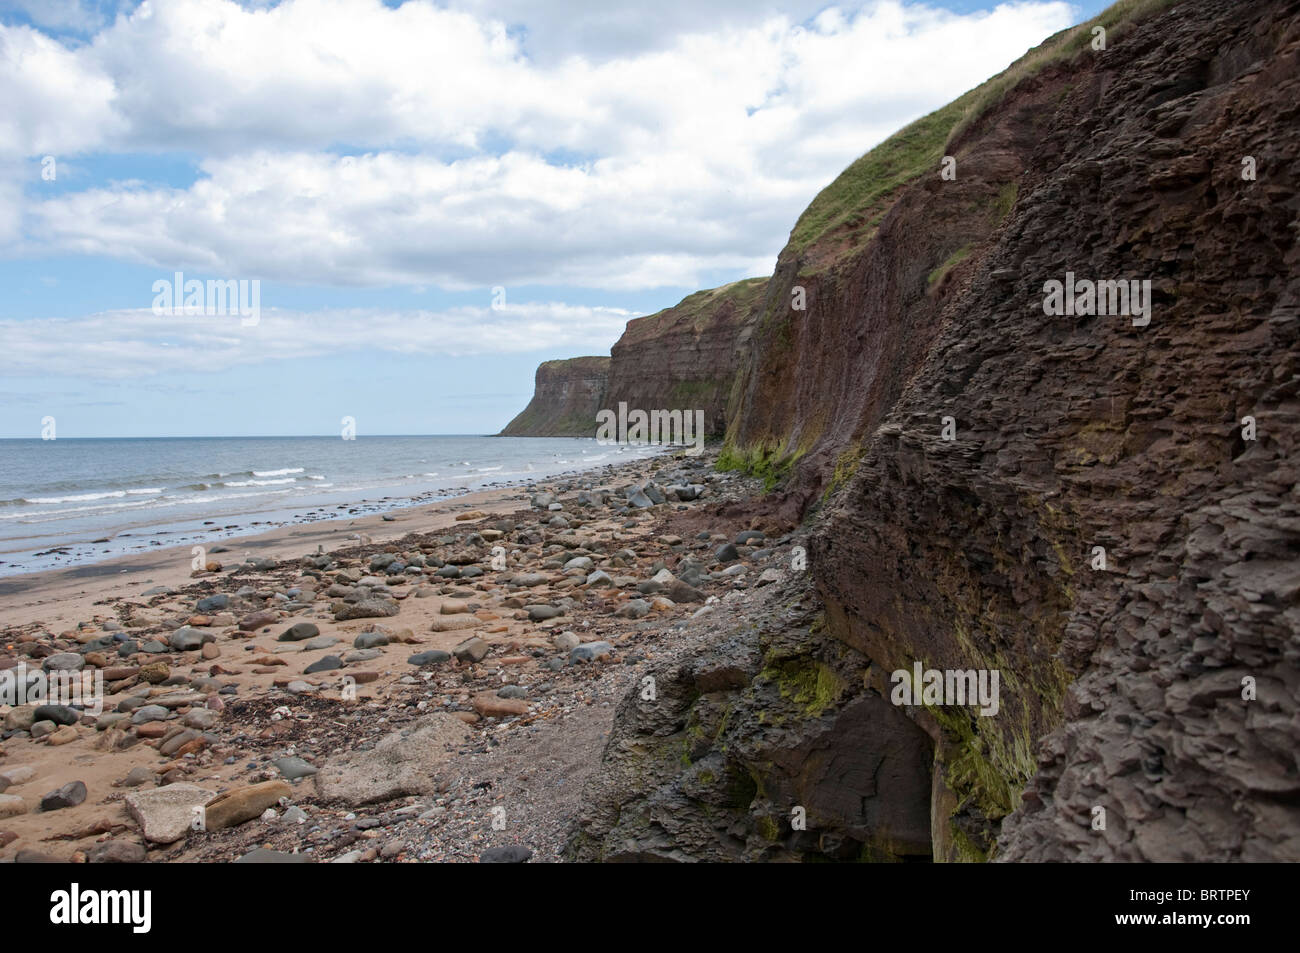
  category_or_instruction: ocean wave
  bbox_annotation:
[306,474,326,480]
[252,467,304,477]
[0,498,157,521]
[224,477,296,487]
[26,490,127,504]
[127,487,163,495]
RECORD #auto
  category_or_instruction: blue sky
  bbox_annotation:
[0,0,1104,437]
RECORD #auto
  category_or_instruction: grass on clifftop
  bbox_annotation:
[785,91,977,259]
[634,277,769,335]
[784,0,1180,262]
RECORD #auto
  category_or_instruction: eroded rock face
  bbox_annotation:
[812,0,1300,861]
[501,279,769,438]
[569,583,933,862]
[574,0,1300,862]
[604,278,769,438]
[499,357,611,436]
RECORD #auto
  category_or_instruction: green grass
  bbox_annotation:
[990,182,1019,222]
[944,0,1181,147]
[785,94,974,259]
[716,440,804,491]
[927,244,975,288]
[644,277,768,334]
[784,0,1181,264]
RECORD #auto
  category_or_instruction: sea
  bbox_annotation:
[0,435,661,577]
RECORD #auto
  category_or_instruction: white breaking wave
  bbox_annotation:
[1,498,160,522]
[26,490,126,504]
[252,467,305,477]
[225,477,296,487]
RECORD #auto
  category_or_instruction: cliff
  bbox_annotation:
[500,278,768,437]
[571,0,1300,862]
[605,278,769,437]
[498,357,610,437]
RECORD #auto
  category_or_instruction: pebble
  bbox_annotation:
[196,594,230,612]
[121,766,156,787]
[33,704,81,726]
[41,653,84,672]
[46,725,79,746]
[40,780,87,811]
[88,840,148,863]
[453,637,490,663]
[273,757,319,780]
[0,766,36,787]
[571,642,615,664]
[278,622,321,642]
[615,599,651,619]
[131,705,170,725]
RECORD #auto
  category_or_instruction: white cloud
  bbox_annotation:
[0,24,122,156]
[2,0,1077,289]
[26,149,787,287]
[0,300,640,378]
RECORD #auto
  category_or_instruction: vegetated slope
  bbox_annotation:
[574,0,1300,862]
[499,357,610,436]
[721,0,1196,500]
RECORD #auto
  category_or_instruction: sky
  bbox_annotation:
[0,0,1106,437]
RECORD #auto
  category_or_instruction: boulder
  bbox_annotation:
[314,714,470,806]
[125,784,217,844]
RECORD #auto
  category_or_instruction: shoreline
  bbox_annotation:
[0,444,674,596]
[0,482,531,629]
[0,437,669,580]
[0,446,789,863]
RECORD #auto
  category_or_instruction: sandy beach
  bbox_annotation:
[0,450,791,862]
[0,483,533,631]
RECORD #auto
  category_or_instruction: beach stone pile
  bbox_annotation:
[0,450,796,862]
